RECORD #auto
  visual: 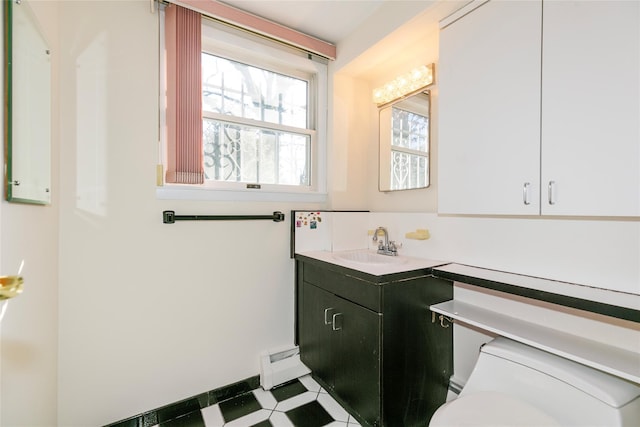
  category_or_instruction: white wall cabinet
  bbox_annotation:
[438,0,640,217]
[541,1,640,216]
[438,0,542,215]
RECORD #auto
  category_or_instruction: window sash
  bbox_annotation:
[391,152,429,190]
[202,115,314,186]
[391,107,429,153]
[201,52,311,131]
[200,54,315,187]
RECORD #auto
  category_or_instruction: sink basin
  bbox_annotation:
[332,250,406,265]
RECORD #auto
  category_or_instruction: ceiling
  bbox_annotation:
[220,0,391,44]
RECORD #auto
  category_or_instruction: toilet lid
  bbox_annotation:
[430,391,561,427]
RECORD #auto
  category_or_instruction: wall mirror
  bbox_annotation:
[3,0,51,204]
[379,90,431,192]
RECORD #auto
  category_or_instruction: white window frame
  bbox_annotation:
[157,12,328,202]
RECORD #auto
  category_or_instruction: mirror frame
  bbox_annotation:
[3,0,52,205]
[378,88,432,192]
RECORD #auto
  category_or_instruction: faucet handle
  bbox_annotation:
[372,227,383,242]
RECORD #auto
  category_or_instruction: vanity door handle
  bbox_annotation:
[332,313,343,331]
[523,182,531,205]
[324,308,334,325]
[548,181,556,205]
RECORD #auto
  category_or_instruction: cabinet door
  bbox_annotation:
[299,281,382,425]
[438,0,542,215]
[541,1,640,216]
[299,282,339,389]
[334,297,382,426]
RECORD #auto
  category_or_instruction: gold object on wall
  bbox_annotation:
[0,276,24,299]
[405,229,431,240]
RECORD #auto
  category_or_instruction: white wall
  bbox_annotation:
[0,0,60,425]
[328,74,371,209]
[56,1,322,425]
[368,212,640,295]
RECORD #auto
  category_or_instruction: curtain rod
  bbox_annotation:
[157,0,336,60]
[162,210,285,224]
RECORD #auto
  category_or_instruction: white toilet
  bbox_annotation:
[429,337,640,426]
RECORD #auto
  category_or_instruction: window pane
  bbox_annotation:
[203,118,310,186]
[391,107,428,152]
[390,151,428,190]
[202,53,308,129]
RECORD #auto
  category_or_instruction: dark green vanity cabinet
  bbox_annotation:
[295,256,453,427]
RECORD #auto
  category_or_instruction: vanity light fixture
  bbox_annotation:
[372,63,435,106]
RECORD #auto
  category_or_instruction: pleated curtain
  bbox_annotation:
[164,4,204,184]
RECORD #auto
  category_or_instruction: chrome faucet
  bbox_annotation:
[373,226,398,256]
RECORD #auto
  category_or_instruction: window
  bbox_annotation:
[159,5,328,201]
[378,91,430,191]
[390,104,429,190]
[202,54,312,187]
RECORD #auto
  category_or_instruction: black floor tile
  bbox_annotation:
[250,420,272,427]
[270,379,307,402]
[285,401,334,427]
[105,416,141,427]
[159,410,205,427]
[157,398,202,423]
[218,391,262,422]
[209,376,261,406]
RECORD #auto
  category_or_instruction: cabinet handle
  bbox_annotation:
[324,308,334,325]
[523,182,531,205]
[548,181,556,205]
[332,313,343,331]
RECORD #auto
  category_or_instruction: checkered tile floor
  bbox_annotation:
[155,375,361,427]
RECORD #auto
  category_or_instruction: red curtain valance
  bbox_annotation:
[168,0,336,60]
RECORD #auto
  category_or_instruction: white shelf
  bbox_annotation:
[433,263,640,312]
[430,300,640,384]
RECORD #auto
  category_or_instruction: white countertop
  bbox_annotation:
[434,263,640,312]
[297,249,447,276]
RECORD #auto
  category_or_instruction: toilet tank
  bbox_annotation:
[460,338,640,426]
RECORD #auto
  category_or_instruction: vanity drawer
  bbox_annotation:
[303,263,382,312]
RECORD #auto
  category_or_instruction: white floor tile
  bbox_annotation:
[298,374,321,392]
[274,390,317,412]
[347,415,362,426]
[153,377,362,427]
[225,409,271,427]
[201,404,225,427]
[269,410,295,427]
[253,387,278,410]
[317,393,350,422]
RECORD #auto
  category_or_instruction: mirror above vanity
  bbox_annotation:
[376,64,434,192]
[3,0,52,204]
